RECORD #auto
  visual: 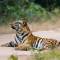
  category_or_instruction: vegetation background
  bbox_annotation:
[0,0,60,25]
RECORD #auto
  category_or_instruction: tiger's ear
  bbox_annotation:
[22,21,27,26]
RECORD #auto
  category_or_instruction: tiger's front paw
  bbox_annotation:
[15,46,29,51]
[15,47,20,50]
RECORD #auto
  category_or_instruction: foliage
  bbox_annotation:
[34,0,60,11]
[0,0,29,25]
[0,0,60,25]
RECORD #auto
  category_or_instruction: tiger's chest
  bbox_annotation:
[15,32,29,44]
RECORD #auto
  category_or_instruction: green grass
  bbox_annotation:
[34,49,60,60]
[9,55,18,60]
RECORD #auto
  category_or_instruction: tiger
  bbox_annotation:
[10,20,60,50]
[1,20,60,51]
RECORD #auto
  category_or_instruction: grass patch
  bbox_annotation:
[34,48,60,60]
[9,55,18,60]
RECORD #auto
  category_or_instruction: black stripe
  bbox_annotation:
[21,32,24,35]
[15,32,29,44]
[15,38,18,44]
[16,34,22,42]
[36,38,41,48]
[8,41,16,47]
[36,38,44,48]
[22,32,29,40]
[22,32,29,43]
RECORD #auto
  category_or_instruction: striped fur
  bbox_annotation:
[15,32,29,44]
[10,20,60,50]
[1,20,60,51]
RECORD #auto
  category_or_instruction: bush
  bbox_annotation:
[0,0,60,25]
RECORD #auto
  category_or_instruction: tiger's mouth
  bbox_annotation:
[11,25,16,29]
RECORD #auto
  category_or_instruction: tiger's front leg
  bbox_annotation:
[15,43,32,51]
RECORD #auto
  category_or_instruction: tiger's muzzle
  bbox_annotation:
[11,25,16,29]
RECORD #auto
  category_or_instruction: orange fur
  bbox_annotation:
[11,21,60,50]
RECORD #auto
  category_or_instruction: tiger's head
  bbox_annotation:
[10,20,30,33]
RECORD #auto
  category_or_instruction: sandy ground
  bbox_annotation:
[0,31,60,60]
